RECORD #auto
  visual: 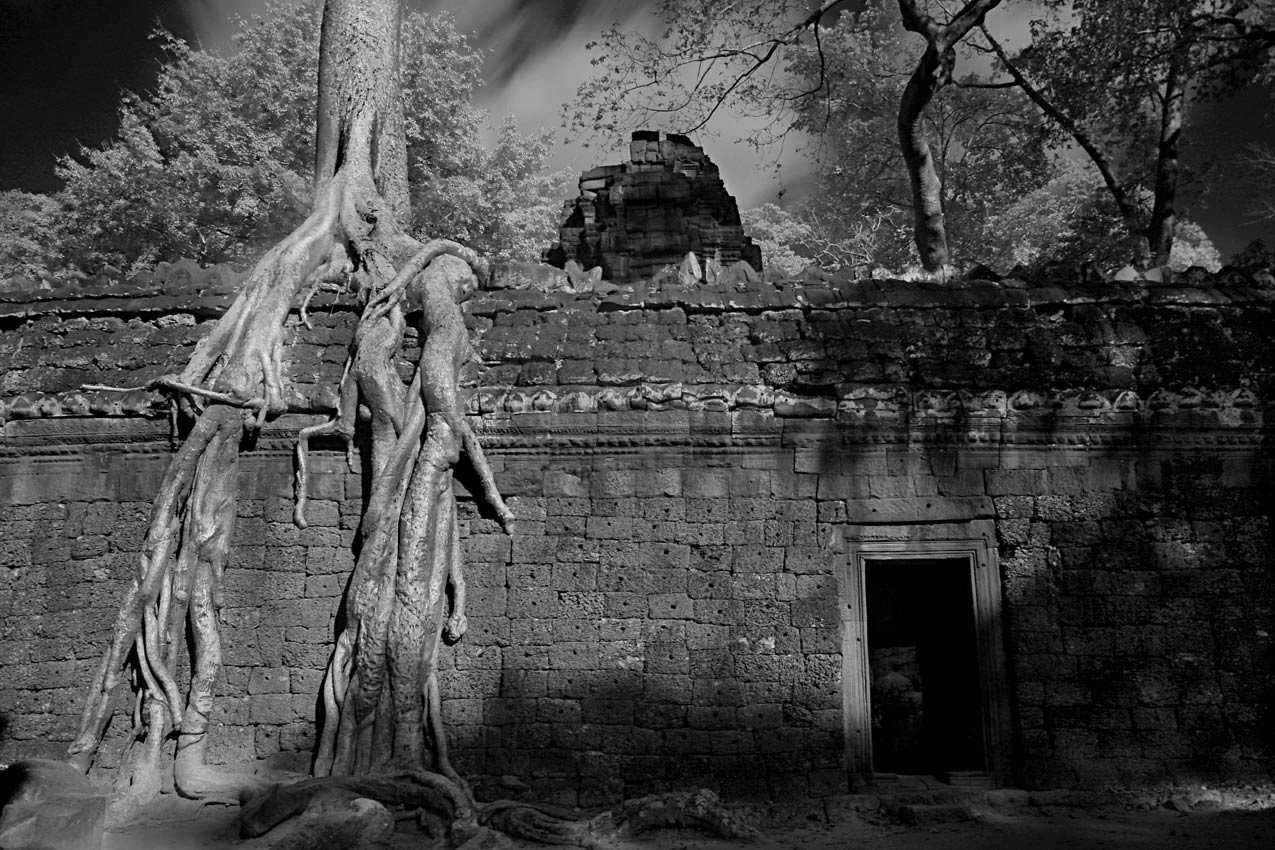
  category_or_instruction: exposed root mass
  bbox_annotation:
[64,1,759,846]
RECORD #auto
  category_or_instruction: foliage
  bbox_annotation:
[46,0,563,274]
[984,159,1221,271]
[741,203,819,276]
[1242,142,1275,222]
[1167,220,1223,272]
[983,158,1132,268]
[0,190,61,284]
[784,4,1050,268]
[1230,237,1275,268]
[566,0,824,146]
[742,202,890,275]
[420,117,575,263]
[991,0,1275,262]
[1023,1,1275,130]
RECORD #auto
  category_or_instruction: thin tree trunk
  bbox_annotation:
[979,25,1144,232]
[1147,57,1185,267]
[896,0,1003,274]
[898,46,952,271]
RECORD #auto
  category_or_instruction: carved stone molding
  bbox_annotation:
[2,402,1266,462]
[5,382,1266,428]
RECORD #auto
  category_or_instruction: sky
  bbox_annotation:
[0,0,1271,257]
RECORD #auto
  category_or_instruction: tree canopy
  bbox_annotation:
[984,0,1275,264]
[570,0,1009,273]
[575,0,1261,274]
[781,4,1050,269]
[0,0,566,281]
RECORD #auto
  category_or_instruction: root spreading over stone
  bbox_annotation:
[63,0,756,845]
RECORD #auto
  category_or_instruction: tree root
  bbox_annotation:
[481,788,759,848]
[69,1,527,837]
[258,790,397,850]
[238,779,758,849]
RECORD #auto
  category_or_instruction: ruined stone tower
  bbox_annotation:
[544,130,763,281]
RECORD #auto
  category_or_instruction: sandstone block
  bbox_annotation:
[0,759,108,850]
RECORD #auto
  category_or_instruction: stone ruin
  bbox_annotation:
[1,136,1275,828]
[2,258,1274,811]
[543,130,763,282]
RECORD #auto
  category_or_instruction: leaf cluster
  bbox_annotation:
[2,0,567,281]
[1013,0,1275,202]
[785,5,1053,266]
[566,0,833,148]
[983,159,1220,271]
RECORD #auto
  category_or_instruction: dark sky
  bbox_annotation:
[0,0,199,192]
[1,0,1271,257]
[0,0,632,191]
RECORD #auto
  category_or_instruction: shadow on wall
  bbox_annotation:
[445,659,841,807]
[1001,453,1275,788]
[766,279,1275,789]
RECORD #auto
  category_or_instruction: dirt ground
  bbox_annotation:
[104,789,1275,850]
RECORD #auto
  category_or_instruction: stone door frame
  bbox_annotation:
[838,519,1014,786]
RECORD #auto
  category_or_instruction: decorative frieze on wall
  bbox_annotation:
[3,264,1274,427]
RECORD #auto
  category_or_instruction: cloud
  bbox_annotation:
[419,0,635,85]
[416,0,803,208]
[177,0,279,49]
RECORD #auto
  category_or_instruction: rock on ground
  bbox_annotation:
[0,758,110,850]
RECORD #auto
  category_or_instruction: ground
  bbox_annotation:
[103,785,1275,850]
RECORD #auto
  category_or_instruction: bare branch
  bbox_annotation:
[978,24,1142,229]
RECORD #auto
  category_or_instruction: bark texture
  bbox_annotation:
[896,0,1003,274]
[68,2,755,844]
[1147,55,1185,268]
[68,0,504,820]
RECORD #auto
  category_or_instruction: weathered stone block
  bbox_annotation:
[648,593,693,619]
[506,587,558,619]
[550,641,601,671]
[688,705,737,730]
[581,699,635,724]
[248,667,290,695]
[604,592,648,618]
[644,642,690,674]
[0,759,107,850]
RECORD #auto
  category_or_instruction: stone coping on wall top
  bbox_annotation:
[3,261,1274,321]
[0,384,1263,430]
[471,275,1275,315]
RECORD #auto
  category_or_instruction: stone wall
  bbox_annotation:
[1,262,1272,801]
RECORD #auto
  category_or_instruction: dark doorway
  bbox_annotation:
[865,557,984,776]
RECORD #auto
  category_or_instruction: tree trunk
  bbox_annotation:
[896,0,1003,274]
[69,0,511,817]
[898,43,952,272]
[979,25,1145,243]
[314,0,409,222]
[1146,56,1185,267]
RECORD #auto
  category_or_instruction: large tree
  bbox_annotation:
[570,0,1005,274]
[67,0,514,824]
[65,1,747,844]
[980,0,1275,266]
[780,3,1050,270]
